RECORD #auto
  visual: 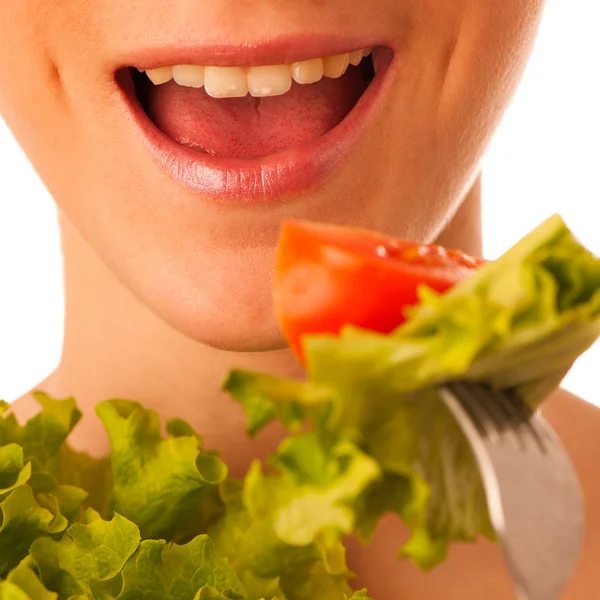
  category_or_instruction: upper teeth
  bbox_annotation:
[141,47,373,99]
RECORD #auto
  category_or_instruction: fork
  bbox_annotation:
[438,381,585,600]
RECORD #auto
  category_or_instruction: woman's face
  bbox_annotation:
[0,0,544,351]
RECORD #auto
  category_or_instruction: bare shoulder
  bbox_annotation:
[542,389,600,598]
[543,389,600,516]
[542,389,600,515]
[542,388,600,454]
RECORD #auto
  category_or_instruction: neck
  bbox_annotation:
[36,176,483,467]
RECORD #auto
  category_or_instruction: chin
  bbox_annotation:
[173,297,287,353]
[128,243,289,353]
[180,312,287,354]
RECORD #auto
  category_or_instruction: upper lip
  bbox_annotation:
[113,34,392,71]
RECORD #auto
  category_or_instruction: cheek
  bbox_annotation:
[392,0,546,228]
[0,2,74,210]
[0,4,53,135]
[442,0,545,143]
[336,0,546,247]
[0,1,102,212]
[438,0,545,118]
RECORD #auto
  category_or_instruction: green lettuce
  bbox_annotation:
[210,433,378,599]
[95,400,228,542]
[30,510,140,599]
[115,536,246,600]
[1,214,599,598]
[0,560,58,600]
[0,394,87,578]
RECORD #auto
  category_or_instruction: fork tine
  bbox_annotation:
[456,382,547,454]
[495,387,549,453]
[488,386,529,427]
[446,381,500,441]
[449,381,523,448]
[487,386,548,454]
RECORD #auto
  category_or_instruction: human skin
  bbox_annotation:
[2,0,600,598]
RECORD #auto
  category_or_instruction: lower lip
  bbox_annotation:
[121,50,394,203]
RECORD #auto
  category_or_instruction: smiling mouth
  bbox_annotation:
[116,43,393,200]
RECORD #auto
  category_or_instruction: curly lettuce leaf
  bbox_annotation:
[30,510,140,599]
[0,561,57,600]
[0,395,95,524]
[0,582,37,600]
[0,394,81,475]
[117,536,246,600]
[346,592,371,600]
[208,433,378,599]
[0,485,69,578]
[55,447,111,519]
[0,401,90,578]
[1,391,113,522]
[278,558,353,600]
[95,400,228,542]
[0,445,31,499]
[225,214,600,569]
[224,374,331,438]
[1,371,377,600]
[250,437,379,549]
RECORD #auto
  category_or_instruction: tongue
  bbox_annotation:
[145,68,368,159]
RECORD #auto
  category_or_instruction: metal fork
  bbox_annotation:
[438,381,585,600]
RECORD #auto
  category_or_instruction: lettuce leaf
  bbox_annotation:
[224,214,600,569]
[0,485,69,578]
[0,393,81,475]
[117,536,246,600]
[0,444,32,499]
[30,510,140,599]
[0,395,100,578]
[0,560,57,600]
[55,447,111,520]
[207,434,378,598]
[95,400,228,542]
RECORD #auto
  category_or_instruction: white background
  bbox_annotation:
[0,1,599,404]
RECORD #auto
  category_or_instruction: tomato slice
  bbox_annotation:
[275,220,484,361]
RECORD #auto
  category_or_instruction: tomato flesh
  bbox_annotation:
[275,220,484,361]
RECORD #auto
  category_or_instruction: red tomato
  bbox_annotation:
[275,220,484,361]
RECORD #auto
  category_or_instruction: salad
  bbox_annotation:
[1,214,599,599]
